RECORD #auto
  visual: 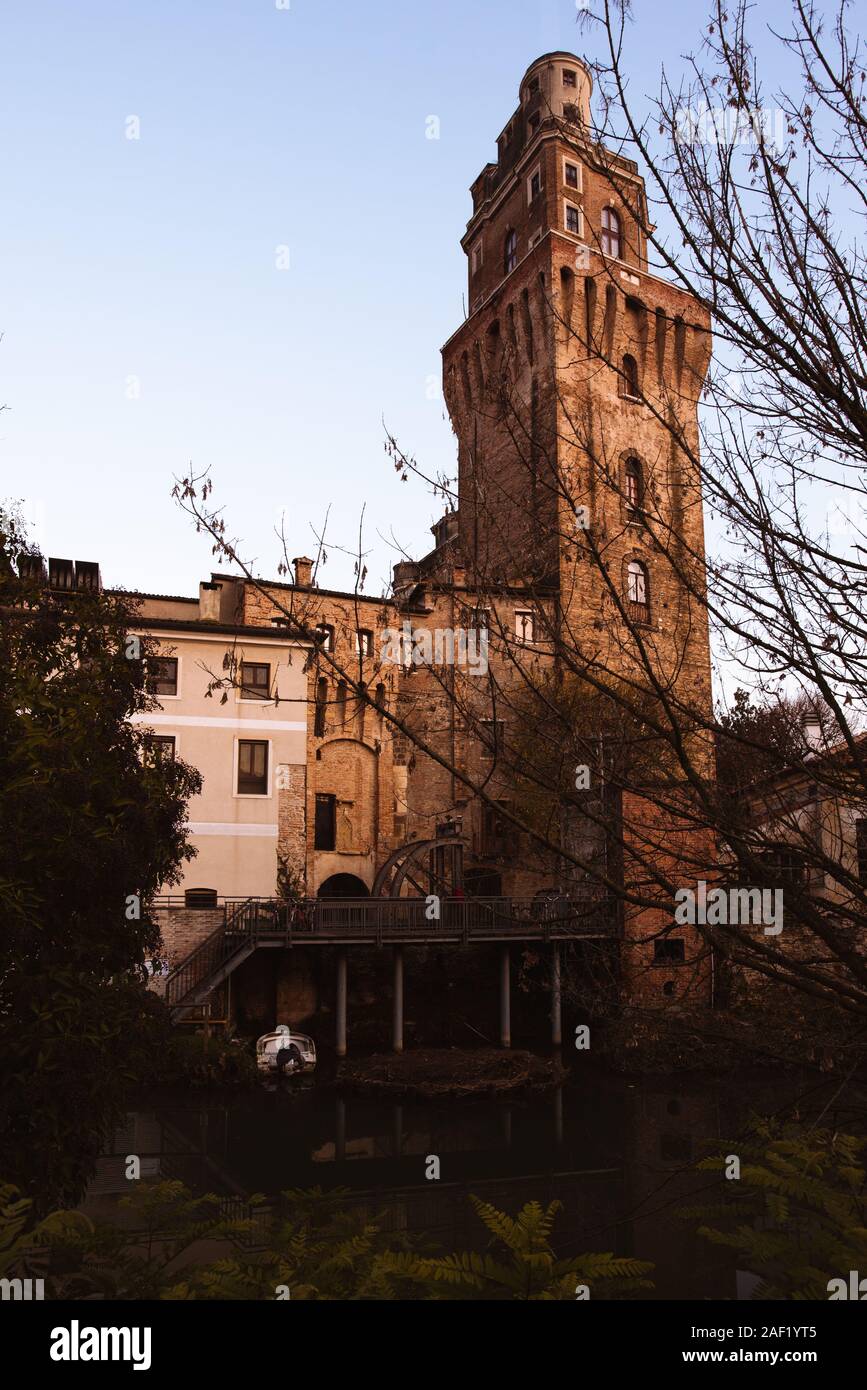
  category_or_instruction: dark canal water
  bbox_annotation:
[81,1062,867,1299]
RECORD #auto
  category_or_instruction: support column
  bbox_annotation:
[499,944,511,1049]
[392,945,404,1054]
[336,949,348,1058]
[551,943,562,1048]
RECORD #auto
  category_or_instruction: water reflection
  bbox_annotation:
[83,1071,796,1297]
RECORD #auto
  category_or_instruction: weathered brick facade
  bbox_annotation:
[158,52,716,1015]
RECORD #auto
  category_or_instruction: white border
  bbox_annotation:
[233,735,273,799]
[561,155,582,193]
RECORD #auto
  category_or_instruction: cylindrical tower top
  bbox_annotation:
[519,51,592,126]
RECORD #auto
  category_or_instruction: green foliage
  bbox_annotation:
[2,1182,653,1301]
[2,1180,437,1301]
[379,1196,654,1300]
[682,1120,867,1299]
[0,507,202,1206]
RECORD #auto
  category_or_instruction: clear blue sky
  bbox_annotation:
[0,0,796,598]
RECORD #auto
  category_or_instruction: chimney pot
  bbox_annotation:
[293,556,314,587]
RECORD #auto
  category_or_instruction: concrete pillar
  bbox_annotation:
[553,1086,564,1146]
[392,945,404,1054]
[499,944,511,1048]
[551,943,562,1047]
[336,949,348,1058]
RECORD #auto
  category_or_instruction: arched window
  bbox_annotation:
[601,207,621,259]
[626,559,650,623]
[504,228,518,275]
[622,353,639,397]
[625,456,643,514]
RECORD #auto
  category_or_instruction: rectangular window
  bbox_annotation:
[857,820,867,885]
[143,734,176,763]
[565,203,582,235]
[564,161,580,189]
[240,661,270,700]
[563,69,577,88]
[480,719,505,761]
[314,793,336,851]
[653,939,685,964]
[145,656,178,697]
[529,169,542,201]
[528,112,540,133]
[237,739,268,795]
[314,624,333,651]
[481,800,514,857]
[356,628,373,657]
[472,242,483,275]
[515,610,534,643]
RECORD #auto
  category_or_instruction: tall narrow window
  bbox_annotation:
[314,677,328,737]
[336,680,347,726]
[480,719,505,761]
[625,457,643,515]
[514,610,534,643]
[600,207,622,259]
[626,559,650,623]
[313,624,333,651]
[565,203,581,235]
[237,739,268,795]
[314,793,336,851]
[622,354,639,397]
[504,229,517,274]
[356,628,373,657]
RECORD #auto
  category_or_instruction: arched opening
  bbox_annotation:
[317,874,370,899]
[625,456,644,515]
[625,558,650,624]
[621,353,639,398]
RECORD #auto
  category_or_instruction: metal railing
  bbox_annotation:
[164,899,275,1007]
[163,893,618,1009]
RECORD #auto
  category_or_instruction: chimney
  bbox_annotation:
[801,710,823,751]
[199,581,222,622]
[74,560,101,592]
[293,556,314,588]
[48,557,75,591]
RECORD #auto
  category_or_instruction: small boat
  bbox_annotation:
[256,1024,317,1075]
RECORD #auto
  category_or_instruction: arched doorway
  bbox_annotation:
[317,874,370,899]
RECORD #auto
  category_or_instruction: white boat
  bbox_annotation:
[256,1024,317,1074]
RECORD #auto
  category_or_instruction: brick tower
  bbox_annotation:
[439,53,715,1005]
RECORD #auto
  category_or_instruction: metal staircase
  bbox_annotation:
[165,898,290,1019]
